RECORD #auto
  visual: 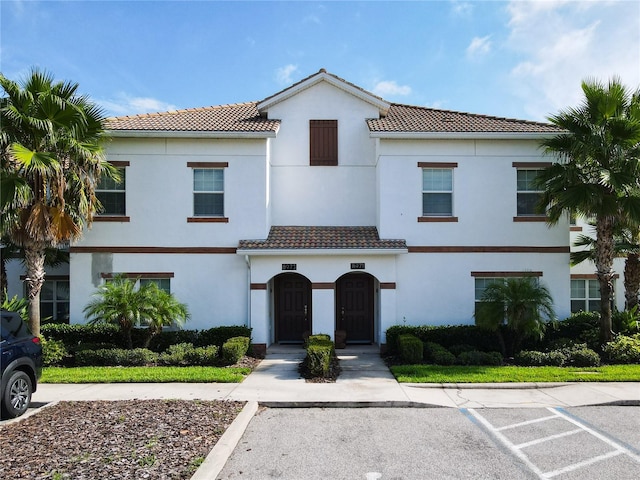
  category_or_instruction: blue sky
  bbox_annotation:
[1,0,639,122]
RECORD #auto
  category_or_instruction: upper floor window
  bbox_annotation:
[96,165,127,217]
[417,162,458,222]
[516,169,543,216]
[193,168,224,217]
[423,168,453,216]
[310,120,338,166]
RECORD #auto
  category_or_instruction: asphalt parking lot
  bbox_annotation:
[217,406,640,480]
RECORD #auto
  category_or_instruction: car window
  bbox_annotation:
[1,313,30,342]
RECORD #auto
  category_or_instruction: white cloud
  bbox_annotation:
[466,35,492,59]
[505,0,640,121]
[451,1,473,16]
[275,64,299,85]
[372,80,412,97]
[97,93,177,117]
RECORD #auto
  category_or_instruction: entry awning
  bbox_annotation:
[237,226,407,255]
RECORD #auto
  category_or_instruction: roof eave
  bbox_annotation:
[106,130,277,139]
[369,131,559,140]
[236,248,408,256]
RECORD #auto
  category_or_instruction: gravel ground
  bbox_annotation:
[0,399,245,480]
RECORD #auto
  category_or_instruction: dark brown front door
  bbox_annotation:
[336,273,374,344]
[275,274,311,343]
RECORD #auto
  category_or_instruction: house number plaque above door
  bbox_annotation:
[350,263,365,270]
[282,264,297,271]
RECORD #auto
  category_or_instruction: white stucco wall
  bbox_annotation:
[69,251,248,330]
[267,81,379,226]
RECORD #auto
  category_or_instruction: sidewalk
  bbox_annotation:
[31,344,640,408]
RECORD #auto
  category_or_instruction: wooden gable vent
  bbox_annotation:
[310,120,338,166]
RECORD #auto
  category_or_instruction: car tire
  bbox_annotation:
[1,371,33,419]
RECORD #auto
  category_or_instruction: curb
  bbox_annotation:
[190,401,258,480]
[403,382,571,390]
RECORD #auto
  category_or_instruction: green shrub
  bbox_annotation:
[386,324,497,356]
[158,343,195,366]
[71,342,119,352]
[221,336,250,365]
[147,330,200,352]
[197,326,252,348]
[424,342,456,366]
[564,347,601,367]
[41,323,124,348]
[456,350,503,366]
[306,334,332,348]
[39,337,69,366]
[448,344,476,356]
[158,343,220,366]
[398,334,423,364]
[514,350,548,366]
[75,348,158,367]
[603,335,640,364]
[185,345,220,366]
[534,312,600,351]
[305,341,333,377]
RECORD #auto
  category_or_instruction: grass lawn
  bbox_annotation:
[41,366,252,383]
[390,364,640,383]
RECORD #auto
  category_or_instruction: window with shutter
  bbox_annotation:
[310,120,338,166]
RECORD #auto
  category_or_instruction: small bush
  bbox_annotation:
[75,348,158,367]
[424,342,456,366]
[41,323,124,348]
[514,350,548,366]
[197,326,252,348]
[603,335,640,364]
[398,334,423,364]
[40,337,69,367]
[306,334,332,348]
[448,344,476,356]
[456,350,503,366]
[185,345,220,366]
[565,347,601,367]
[158,343,195,366]
[305,341,334,377]
[221,336,250,365]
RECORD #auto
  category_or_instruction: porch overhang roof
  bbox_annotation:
[237,226,407,255]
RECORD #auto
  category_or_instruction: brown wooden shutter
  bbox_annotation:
[310,120,338,166]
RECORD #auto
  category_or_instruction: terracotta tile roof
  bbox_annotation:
[238,226,407,250]
[367,104,563,134]
[105,102,280,133]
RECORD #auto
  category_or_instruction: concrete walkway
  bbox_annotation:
[31,344,640,408]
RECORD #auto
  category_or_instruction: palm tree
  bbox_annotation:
[84,276,189,349]
[475,277,556,357]
[0,68,117,335]
[537,77,640,344]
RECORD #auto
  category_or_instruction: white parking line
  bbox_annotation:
[465,407,640,480]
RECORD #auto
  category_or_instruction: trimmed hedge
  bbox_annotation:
[76,348,159,367]
[158,343,220,366]
[456,350,503,366]
[398,334,423,364]
[424,342,456,366]
[386,325,497,356]
[221,336,251,365]
[305,339,334,378]
[41,323,252,352]
[40,337,69,367]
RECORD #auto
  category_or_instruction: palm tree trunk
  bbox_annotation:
[595,218,616,344]
[624,253,640,311]
[24,241,46,336]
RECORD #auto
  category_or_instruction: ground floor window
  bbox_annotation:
[39,279,70,323]
[571,278,612,313]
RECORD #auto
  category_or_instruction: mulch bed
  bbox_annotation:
[0,399,244,480]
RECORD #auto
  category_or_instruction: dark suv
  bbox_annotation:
[1,310,43,419]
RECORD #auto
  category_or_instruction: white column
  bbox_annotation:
[311,287,335,339]
[379,287,397,346]
[250,287,270,345]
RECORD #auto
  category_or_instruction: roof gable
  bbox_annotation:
[257,69,390,117]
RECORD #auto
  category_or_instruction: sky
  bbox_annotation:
[1,0,639,122]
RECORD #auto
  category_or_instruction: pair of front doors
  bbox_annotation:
[274,273,374,344]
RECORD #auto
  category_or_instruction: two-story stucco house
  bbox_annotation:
[7,69,574,353]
